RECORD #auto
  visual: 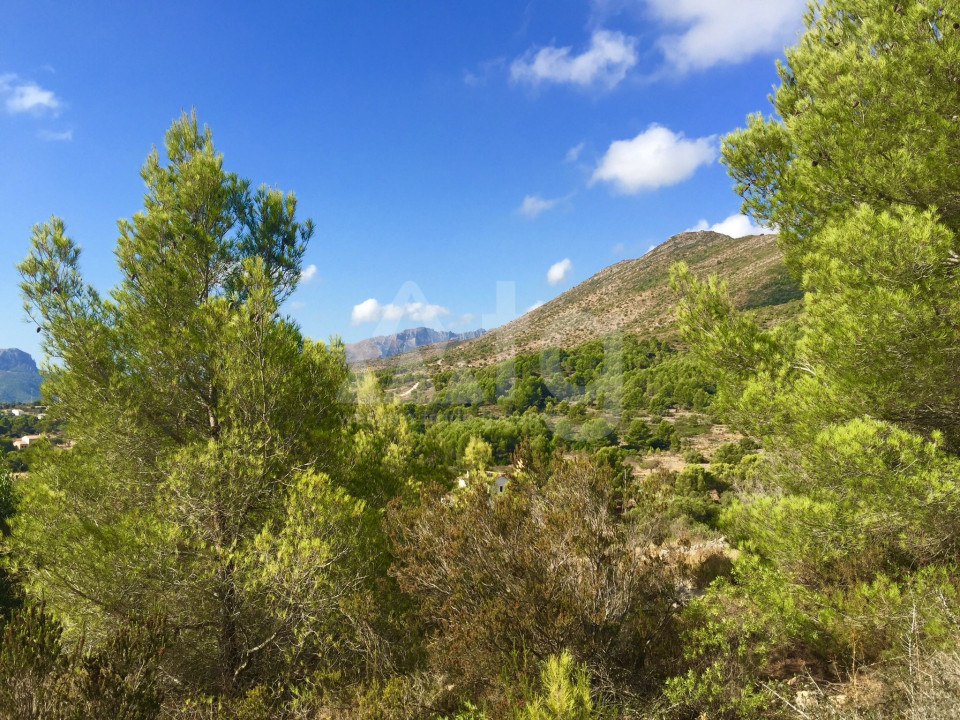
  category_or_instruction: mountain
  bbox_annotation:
[0,348,42,403]
[373,230,798,372]
[345,327,487,364]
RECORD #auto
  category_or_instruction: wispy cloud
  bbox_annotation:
[452,312,477,327]
[591,124,716,193]
[510,30,638,89]
[1,74,62,115]
[516,192,574,219]
[526,300,546,313]
[686,213,773,238]
[546,258,573,286]
[463,57,506,87]
[289,300,306,310]
[351,298,451,326]
[37,129,72,141]
[565,142,586,163]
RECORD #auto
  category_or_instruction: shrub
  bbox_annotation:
[387,458,678,709]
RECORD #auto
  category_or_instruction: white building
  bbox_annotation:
[12,434,41,451]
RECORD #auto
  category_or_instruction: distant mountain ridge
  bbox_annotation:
[345,327,487,364]
[0,348,42,402]
[369,230,798,373]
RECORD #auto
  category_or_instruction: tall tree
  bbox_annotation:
[668,2,960,716]
[695,0,960,452]
[723,0,960,268]
[12,112,368,696]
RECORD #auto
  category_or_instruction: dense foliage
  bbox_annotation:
[667,1,960,716]
[10,113,388,703]
[2,3,957,716]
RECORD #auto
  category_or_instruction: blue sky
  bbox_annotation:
[1,0,806,358]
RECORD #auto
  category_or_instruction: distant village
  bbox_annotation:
[1,403,67,472]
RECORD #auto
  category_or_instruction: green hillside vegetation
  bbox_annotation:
[0,406,64,472]
[1,3,959,717]
[0,373,40,404]
[364,229,801,408]
[392,336,714,466]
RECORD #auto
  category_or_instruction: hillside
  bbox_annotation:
[345,327,486,364]
[0,348,42,403]
[374,230,797,373]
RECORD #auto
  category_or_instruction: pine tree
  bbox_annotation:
[12,112,369,695]
[668,2,960,715]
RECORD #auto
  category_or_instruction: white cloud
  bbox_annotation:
[463,57,506,87]
[526,300,546,313]
[510,30,638,89]
[350,298,451,326]
[37,129,72,141]
[453,312,477,327]
[565,142,585,163]
[591,124,716,193]
[546,258,573,286]
[517,194,560,218]
[1,74,61,114]
[300,263,318,282]
[517,191,576,218]
[8,84,59,113]
[686,213,773,238]
[351,299,382,324]
[645,0,806,72]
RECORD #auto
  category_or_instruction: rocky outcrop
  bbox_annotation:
[0,348,41,402]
